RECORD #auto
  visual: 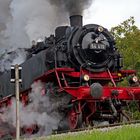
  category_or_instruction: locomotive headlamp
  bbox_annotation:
[118,73,122,77]
[98,26,104,32]
[132,76,138,83]
[83,74,90,81]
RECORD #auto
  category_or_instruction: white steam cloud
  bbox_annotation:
[0,0,69,71]
[0,81,71,137]
[0,0,68,51]
[0,48,27,73]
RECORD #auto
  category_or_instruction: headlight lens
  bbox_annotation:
[83,74,90,81]
[132,76,138,83]
[118,73,122,77]
[98,26,104,32]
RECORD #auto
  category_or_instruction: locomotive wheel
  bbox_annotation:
[68,106,82,130]
[22,125,38,135]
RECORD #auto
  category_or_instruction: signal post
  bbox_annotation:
[11,64,22,140]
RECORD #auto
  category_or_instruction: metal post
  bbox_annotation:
[15,64,20,140]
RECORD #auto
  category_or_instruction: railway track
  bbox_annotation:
[1,120,140,140]
[52,120,140,136]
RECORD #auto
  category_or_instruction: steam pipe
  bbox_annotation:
[109,98,117,117]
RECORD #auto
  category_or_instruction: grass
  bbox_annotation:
[22,125,140,140]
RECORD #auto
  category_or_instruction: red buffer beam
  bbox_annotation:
[64,86,140,101]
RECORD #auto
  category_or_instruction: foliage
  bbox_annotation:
[125,101,140,120]
[111,17,140,75]
[133,111,140,120]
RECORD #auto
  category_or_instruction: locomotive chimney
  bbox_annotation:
[70,15,83,27]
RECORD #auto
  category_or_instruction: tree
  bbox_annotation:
[111,17,140,75]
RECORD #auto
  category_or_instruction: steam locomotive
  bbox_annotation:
[0,15,140,136]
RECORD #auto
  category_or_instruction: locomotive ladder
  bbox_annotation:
[55,70,68,88]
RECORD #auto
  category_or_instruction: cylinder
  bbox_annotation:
[70,15,83,27]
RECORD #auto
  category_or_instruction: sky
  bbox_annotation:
[84,0,140,29]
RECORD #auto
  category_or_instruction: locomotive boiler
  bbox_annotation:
[46,15,122,72]
[0,14,140,136]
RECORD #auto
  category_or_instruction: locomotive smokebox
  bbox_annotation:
[70,15,83,27]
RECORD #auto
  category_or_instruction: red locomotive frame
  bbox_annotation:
[0,67,140,135]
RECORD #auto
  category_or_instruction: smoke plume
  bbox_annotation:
[0,0,68,70]
[0,48,27,73]
[1,0,68,50]
[0,0,11,30]
[49,0,94,16]
[0,81,71,137]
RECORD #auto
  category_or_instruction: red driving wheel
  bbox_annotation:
[23,125,37,135]
[68,106,82,130]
